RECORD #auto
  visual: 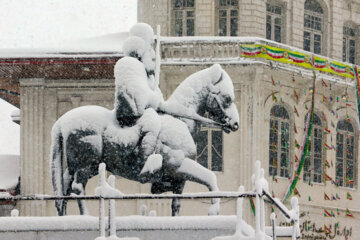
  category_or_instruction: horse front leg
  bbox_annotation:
[175,158,220,215]
[171,180,185,216]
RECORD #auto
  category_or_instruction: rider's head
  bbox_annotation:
[130,23,155,45]
[122,36,146,61]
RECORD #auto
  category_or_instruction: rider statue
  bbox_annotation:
[113,23,164,180]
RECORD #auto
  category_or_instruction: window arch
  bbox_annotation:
[217,0,239,36]
[269,105,291,178]
[343,24,357,64]
[303,113,323,183]
[173,0,195,36]
[303,0,324,54]
[336,119,356,188]
[266,1,285,43]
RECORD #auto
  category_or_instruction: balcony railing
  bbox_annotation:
[160,36,358,81]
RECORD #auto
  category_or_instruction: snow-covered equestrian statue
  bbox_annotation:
[50,23,239,217]
[51,63,238,216]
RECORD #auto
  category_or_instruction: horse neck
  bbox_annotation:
[167,78,211,134]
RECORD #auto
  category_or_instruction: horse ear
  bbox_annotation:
[213,72,223,85]
[209,64,223,85]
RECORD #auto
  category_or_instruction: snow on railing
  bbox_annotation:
[159,36,327,62]
[0,161,300,240]
[160,36,358,85]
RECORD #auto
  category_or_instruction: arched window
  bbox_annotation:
[303,113,323,183]
[336,119,356,188]
[266,1,285,43]
[218,0,239,36]
[303,0,324,54]
[269,105,290,177]
[343,25,356,64]
[173,0,195,36]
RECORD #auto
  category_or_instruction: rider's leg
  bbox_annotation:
[138,108,162,181]
[138,108,161,156]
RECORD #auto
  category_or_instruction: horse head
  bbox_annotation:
[205,64,239,133]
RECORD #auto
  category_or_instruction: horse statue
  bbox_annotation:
[50,63,239,216]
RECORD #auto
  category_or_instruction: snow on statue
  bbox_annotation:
[50,23,239,216]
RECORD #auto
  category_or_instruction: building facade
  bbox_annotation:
[4,0,360,239]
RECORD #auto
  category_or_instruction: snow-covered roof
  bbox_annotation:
[0,98,20,155]
[0,32,129,59]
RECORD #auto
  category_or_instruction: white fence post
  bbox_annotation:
[108,175,116,237]
[98,163,106,238]
[155,24,161,86]
[270,212,276,240]
[291,197,300,240]
[235,185,244,234]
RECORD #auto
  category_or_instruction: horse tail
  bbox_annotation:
[50,123,65,215]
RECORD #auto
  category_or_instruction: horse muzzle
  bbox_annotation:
[231,122,239,131]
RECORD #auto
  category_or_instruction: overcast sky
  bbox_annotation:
[0,0,137,48]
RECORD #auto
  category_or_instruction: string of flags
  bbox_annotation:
[323,208,354,218]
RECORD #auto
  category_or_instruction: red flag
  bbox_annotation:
[321,79,328,87]
[347,192,352,200]
[324,143,332,150]
[324,224,331,233]
[293,88,299,101]
[346,208,353,217]
[271,76,276,86]
[324,193,330,200]
[324,174,332,181]
[294,106,299,117]
[324,209,331,217]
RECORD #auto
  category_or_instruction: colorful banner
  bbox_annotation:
[241,44,356,79]
[353,65,360,129]
[282,56,316,203]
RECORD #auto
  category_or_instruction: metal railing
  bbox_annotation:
[0,161,300,240]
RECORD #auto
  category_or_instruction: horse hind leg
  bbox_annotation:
[72,170,92,215]
[57,168,73,215]
[175,157,220,215]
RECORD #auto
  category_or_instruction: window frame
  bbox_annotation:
[303,1,324,54]
[269,104,292,178]
[195,125,224,172]
[335,119,357,189]
[173,0,196,36]
[343,25,356,64]
[217,0,239,36]
[266,2,284,43]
